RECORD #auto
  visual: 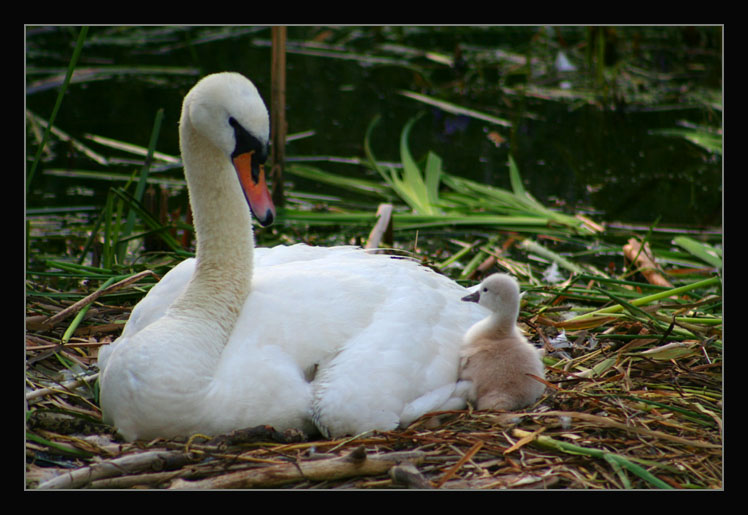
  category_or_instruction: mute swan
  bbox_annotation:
[97,72,488,441]
[459,274,546,411]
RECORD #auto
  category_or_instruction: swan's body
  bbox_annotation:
[459,274,545,411]
[98,72,487,441]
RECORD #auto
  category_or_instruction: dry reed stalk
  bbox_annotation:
[623,238,673,288]
[365,203,394,249]
[270,26,287,207]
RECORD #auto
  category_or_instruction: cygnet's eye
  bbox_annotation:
[482,287,488,293]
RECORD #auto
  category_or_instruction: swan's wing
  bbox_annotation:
[123,258,196,336]
[222,247,391,371]
[399,383,456,427]
[285,250,488,437]
[218,245,488,438]
[98,258,196,371]
[253,244,361,266]
[399,379,475,427]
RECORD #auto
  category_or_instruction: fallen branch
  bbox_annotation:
[37,450,194,489]
[169,446,426,489]
[90,469,188,489]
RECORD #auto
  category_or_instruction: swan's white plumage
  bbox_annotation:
[98,72,488,441]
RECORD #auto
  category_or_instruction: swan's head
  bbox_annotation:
[462,273,520,317]
[181,72,275,226]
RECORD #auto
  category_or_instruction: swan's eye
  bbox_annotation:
[228,116,242,134]
[482,287,488,293]
[228,117,268,163]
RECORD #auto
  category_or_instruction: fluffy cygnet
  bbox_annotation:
[459,273,546,411]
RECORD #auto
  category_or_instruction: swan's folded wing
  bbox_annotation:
[400,383,457,427]
[98,258,196,371]
[121,258,196,337]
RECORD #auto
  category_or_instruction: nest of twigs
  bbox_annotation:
[25,274,722,490]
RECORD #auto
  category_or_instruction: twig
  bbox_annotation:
[434,440,484,488]
[37,270,157,330]
[503,426,546,454]
[26,372,99,402]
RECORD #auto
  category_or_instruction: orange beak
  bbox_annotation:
[232,151,276,226]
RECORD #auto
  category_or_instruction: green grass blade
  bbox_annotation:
[398,114,431,213]
[363,115,392,187]
[603,453,672,490]
[61,276,117,344]
[650,127,722,155]
[520,239,587,276]
[365,114,441,215]
[110,187,183,252]
[285,163,390,198]
[119,108,165,262]
[673,236,722,269]
[398,90,512,127]
[91,186,183,268]
[26,431,93,459]
[101,187,116,268]
[441,171,590,232]
[83,133,180,164]
[424,151,442,208]
[595,287,662,324]
[508,153,528,198]
[565,276,721,323]
[526,431,673,489]
[279,209,377,225]
[44,260,115,276]
[27,26,89,190]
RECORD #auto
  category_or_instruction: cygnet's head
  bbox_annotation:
[462,273,520,321]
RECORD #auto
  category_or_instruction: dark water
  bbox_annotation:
[26,26,722,228]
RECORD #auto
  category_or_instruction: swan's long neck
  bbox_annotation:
[168,118,254,343]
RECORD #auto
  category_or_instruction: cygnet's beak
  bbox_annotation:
[232,151,276,227]
[462,290,480,303]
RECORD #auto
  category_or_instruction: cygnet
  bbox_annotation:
[459,273,546,411]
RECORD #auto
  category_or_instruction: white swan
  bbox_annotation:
[98,72,488,441]
[459,273,546,411]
